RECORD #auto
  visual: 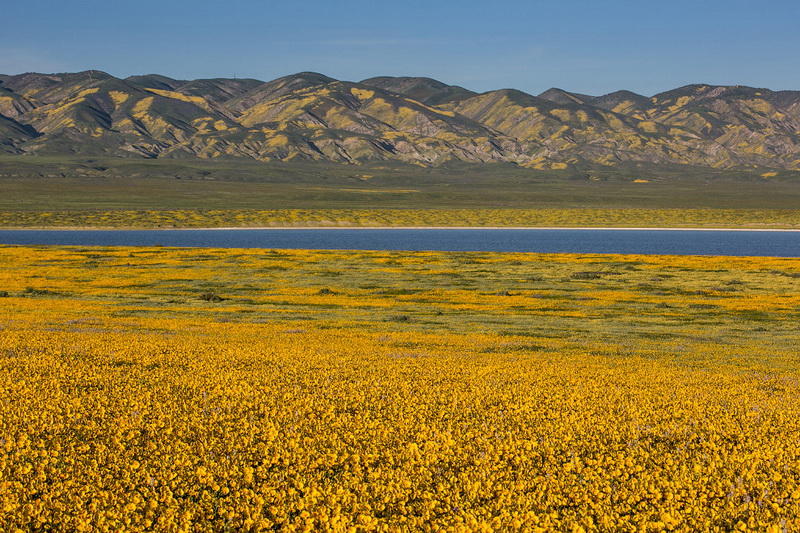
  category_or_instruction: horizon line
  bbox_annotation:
[3,69,799,99]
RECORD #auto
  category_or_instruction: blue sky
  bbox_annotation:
[3,0,799,96]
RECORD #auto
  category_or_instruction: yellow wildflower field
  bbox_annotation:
[1,246,799,531]
[1,208,799,229]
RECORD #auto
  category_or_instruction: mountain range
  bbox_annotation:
[1,70,799,170]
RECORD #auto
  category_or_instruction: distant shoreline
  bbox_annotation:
[2,226,800,232]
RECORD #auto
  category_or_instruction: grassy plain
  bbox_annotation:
[1,246,800,530]
[1,156,800,228]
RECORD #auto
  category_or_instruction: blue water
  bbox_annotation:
[0,228,798,257]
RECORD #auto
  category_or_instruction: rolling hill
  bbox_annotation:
[1,70,799,170]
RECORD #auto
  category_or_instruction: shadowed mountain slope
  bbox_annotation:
[125,74,184,91]
[0,113,39,154]
[360,76,476,106]
[537,88,595,106]
[591,90,651,116]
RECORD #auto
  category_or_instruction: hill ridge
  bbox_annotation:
[1,70,799,170]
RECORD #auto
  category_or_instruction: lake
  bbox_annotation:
[0,228,798,256]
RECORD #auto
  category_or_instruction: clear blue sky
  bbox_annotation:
[3,0,799,96]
